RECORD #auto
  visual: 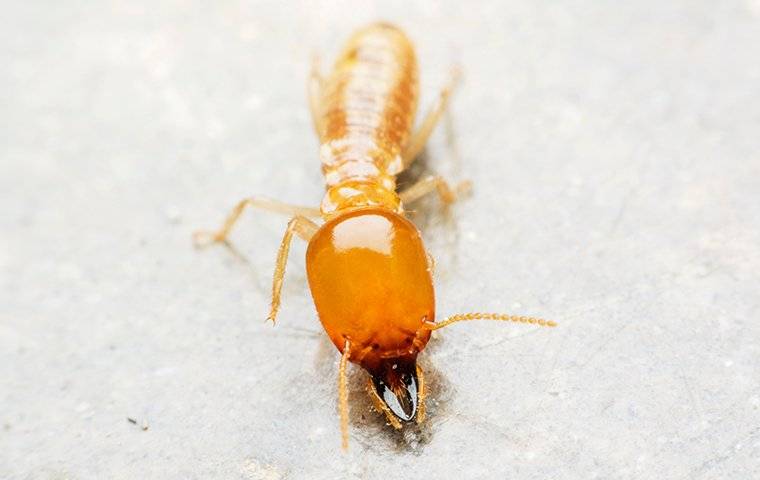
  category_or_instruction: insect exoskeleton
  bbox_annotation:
[194,21,558,450]
[306,207,433,422]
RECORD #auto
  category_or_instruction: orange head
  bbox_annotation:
[306,208,433,422]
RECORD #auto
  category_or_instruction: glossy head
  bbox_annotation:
[306,208,434,421]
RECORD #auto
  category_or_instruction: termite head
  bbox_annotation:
[306,207,434,426]
[367,355,422,424]
[306,207,435,362]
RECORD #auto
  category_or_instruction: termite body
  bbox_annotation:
[310,23,432,426]
[195,22,555,449]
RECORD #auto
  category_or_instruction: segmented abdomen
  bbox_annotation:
[317,23,418,215]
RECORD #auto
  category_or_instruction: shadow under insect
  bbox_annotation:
[314,332,454,453]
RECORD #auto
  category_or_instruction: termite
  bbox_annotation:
[194,22,556,449]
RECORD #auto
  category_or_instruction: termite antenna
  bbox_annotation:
[338,340,351,451]
[424,312,557,331]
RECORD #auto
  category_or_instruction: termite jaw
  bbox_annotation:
[368,356,420,423]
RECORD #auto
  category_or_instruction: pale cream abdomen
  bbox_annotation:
[316,23,419,216]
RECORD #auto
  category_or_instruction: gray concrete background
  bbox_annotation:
[2,1,760,478]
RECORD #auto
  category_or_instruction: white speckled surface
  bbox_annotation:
[2,1,760,478]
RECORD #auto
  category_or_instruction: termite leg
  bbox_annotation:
[399,175,472,205]
[192,197,320,247]
[339,340,352,451]
[401,66,462,166]
[268,215,319,324]
[308,53,325,140]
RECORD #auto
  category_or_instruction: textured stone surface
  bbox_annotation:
[2,1,760,478]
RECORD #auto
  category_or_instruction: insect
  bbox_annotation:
[194,22,556,449]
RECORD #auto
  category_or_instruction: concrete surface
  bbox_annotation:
[2,1,760,478]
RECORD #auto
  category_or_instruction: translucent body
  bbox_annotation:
[316,23,418,216]
[307,24,430,422]
[195,21,556,443]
